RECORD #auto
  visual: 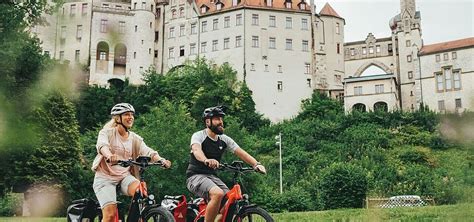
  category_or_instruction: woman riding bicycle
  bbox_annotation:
[186,106,266,222]
[91,103,172,222]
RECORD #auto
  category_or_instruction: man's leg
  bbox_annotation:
[205,186,224,222]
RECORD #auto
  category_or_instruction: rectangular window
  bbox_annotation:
[191,23,197,34]
[118,22,125,34]
[286,17,292,29]
[336,43,340,54]
[335,74,342,84]
[452,51,457,59]
[336,22,340,34]
[436,73,444,91]
[201,42,207,53]
[154,50,158,58]
[388,44,393,52]
[224,16,230,28]
[100,51,107,60]
[100,19,107,33]
[307,78,311,87]
[212,40,218,51]
[369,46,374,54]
[236,14,242,26]
[453,70,461,89]
[277,81,283,91]
[70,4,76,16]
[201,21,207,32]
[252,14,259,25]
[436,54,441,62]
[350,48,355,56]
[264,64,269,72]
[190,43,196,55]
[223,38,229,49]
[252,36,259,48]
[180,25,185,36]
[406,40,411,47]
[250,63,255,71]
[267,0,272,6]
[213,19,218,30]
[268,37,276,49]
[75,50,80,62]
[302,40,309,52]
[362,47,367,55]
[168,47,174,58]
[180,46,185,56]
[61,26,67,39]
[76,25,82,39]
[135,25,137,32]
[376,45,380,53]
[408,71,413,79]
[235,36,242,47]
[155,31,159,42]
[269,15,276,27]
[445,68,452,90]
[285,39,292,50]
[375,84,384,94]
[443,53,449,61]
[438,100,445,111]
[455,98,462,108]
[301,18,308,30]
[278,65,282,73]
[354,86,363,95]
[59,51,65,60]
[169,27,175,38]
[304,63,310,74]
[407,55,412,62]
[82,3,88,15]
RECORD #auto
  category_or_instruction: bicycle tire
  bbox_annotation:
[143,206,176,222]
[232,206,274,222]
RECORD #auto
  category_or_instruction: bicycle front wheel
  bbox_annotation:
[232,207,274,222]
[143,206,176,222]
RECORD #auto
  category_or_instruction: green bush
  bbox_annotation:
[0,192,23,216]
[319,163,368,210]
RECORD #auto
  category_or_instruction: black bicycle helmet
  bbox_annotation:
[202,106,226,120]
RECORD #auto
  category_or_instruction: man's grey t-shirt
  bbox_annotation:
[186,129,239,177]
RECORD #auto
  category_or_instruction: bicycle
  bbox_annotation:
[185,161,274,222]
[67,156,175,222]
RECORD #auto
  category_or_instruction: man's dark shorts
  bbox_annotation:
[186,174,229,200]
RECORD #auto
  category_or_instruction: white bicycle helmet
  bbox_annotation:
[110,103,135,116]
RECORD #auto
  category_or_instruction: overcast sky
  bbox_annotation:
[313,0,473,45]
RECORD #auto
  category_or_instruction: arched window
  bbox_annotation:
[352,103,366,112]
[171,9,177,19]
[374,102,388,112]
[96,41,109,61]
[179,7,184,17]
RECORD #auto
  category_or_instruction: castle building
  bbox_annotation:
[32,0,473,121]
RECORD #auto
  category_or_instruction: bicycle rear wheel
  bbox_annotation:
[143,206,176,222]
[232,207,274,222]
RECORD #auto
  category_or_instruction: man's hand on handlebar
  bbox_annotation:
[204,159,220,169]
[254,164,267,174]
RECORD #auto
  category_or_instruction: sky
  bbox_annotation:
[312,0,473,45]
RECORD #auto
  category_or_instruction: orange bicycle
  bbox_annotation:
[187,161,274,222]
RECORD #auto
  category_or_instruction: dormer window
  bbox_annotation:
[285,0,292,9]
[265,0,272,7]
[216,1,224,10]
[232,0,241,6]
[201,5,209,13]
[298,1,306,10]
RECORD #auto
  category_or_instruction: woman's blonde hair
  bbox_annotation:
[103,116,120,129]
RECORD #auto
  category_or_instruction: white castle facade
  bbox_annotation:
[33,0,473,121]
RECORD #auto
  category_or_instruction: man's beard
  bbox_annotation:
[209,124,224,135]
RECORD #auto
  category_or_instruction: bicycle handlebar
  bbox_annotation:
[110,159,165,168]
[218,162,257,174]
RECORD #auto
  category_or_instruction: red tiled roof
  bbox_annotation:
[195,0,310,15]
[319,3,342,19]
[420,37,474,55]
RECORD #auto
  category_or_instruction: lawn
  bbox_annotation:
[1,203,472,221]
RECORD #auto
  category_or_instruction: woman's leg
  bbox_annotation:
[102,204,118,222]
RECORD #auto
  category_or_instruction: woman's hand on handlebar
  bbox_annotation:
[107,154,119,164]
[160,159,172,169]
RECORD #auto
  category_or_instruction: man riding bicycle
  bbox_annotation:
[186,106,266,222]
[91,103,172,222]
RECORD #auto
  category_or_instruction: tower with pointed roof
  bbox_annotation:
[313,3,345,100]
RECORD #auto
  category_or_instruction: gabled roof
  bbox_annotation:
[195,0,310,16]
[420,37,474,55]
[319,3,342,19]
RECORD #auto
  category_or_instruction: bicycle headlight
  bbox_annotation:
[148,194,155,200]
